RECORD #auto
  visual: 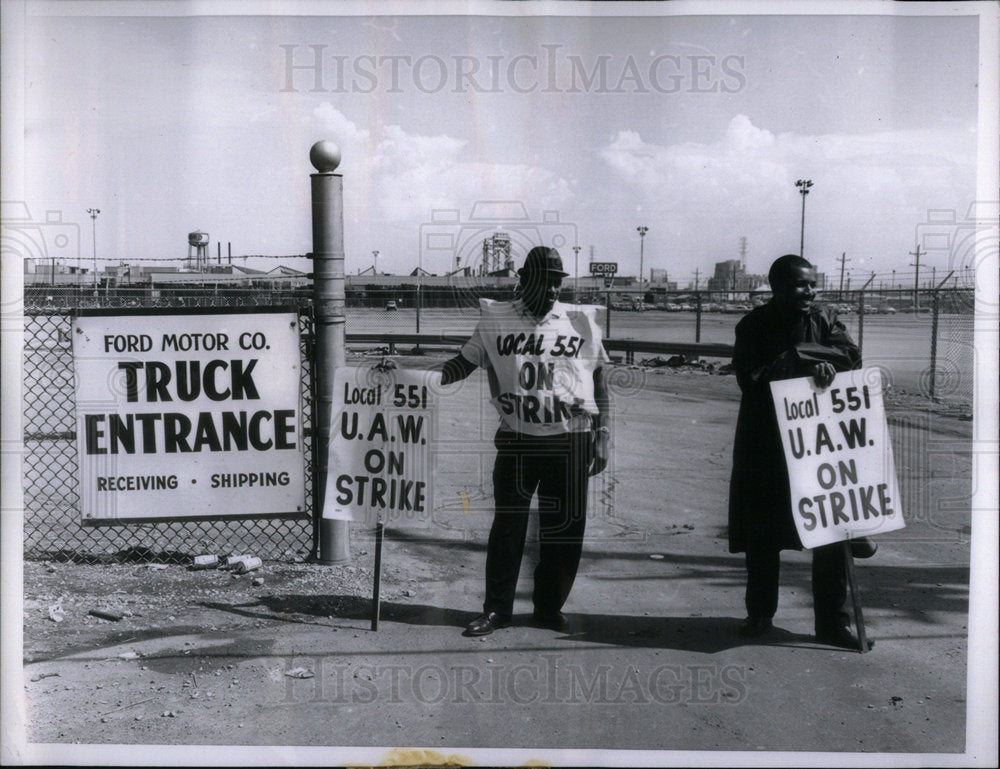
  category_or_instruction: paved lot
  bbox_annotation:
[14,364,986,766]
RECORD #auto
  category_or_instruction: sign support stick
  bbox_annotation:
[371,521,385,631]
[843,540,870,653]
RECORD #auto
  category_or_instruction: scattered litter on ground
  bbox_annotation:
[88,609,123,622]
[101,696,154,716]
[284,667,315,679]
[118,651,141,660]
[30,672,60,682]
[190,554,219,570]
[640,356,734,375]
[47,601,65,623]
[235,557,262,574]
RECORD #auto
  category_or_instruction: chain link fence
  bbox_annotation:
[22,288,315,563]
[23,282,973,562]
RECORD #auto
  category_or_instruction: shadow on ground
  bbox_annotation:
[197,593,823,654]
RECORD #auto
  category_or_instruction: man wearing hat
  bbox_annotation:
[440,246,612,636]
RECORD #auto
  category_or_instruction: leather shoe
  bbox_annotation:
[738,615,773,638]
[816,625,875,650]
[850,537,878,559]
[531,610,568,631]
[463,612,511,637]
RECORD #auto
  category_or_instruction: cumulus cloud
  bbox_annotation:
[600,114,973,212]
[311,102,574,233]
[596,114,975,272]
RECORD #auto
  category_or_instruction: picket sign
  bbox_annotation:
[771,367,905,652]
[323,364,440,630]
[322,365,438,524]
[770,367,905,549]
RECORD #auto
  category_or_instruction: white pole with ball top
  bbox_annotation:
[310,140,350,564]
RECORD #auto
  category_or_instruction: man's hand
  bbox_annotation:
[812,361,836,388]
[589,432,609,476]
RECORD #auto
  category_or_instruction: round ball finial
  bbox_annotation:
[310,140,342,173]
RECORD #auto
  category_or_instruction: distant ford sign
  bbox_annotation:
[589,262,618,275]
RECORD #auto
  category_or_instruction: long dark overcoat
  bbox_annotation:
[727,301,861,553]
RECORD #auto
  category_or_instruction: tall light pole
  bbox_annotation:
[795,179,813,258]
[86,208,100,289]
[572,244,581,304]
[372,249,379,275]
[636,225,648,307]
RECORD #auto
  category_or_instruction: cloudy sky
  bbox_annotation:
[15,3,987,286]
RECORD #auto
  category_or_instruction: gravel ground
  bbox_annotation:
[12,364,985,766]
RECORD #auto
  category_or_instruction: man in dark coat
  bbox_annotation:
[728,254,874,649]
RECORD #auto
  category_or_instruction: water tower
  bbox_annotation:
[187,230,210,271]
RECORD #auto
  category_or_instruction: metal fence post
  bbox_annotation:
[695,291,702,343]
[310,141,351,564]
[929,289,940,400]
[857,290,865,355]
[605,288,612,338]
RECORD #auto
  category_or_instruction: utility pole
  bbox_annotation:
[795,179,813,257]
[837,252,850,299]
[738,236,748,270]
[909,244,923,313]
[692,268,700,291]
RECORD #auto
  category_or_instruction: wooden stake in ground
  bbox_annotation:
[844,540,869,653]
[371,521,385,631]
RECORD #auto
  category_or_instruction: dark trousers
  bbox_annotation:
[483,430,593,617]
[745,540,850,633]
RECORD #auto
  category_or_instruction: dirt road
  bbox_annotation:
[16,364,979,764]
